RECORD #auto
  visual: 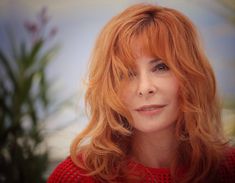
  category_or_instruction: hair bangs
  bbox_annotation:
[112,15,171,81]
[112,30,136,81]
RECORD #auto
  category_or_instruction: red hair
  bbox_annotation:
[71,3,227,182]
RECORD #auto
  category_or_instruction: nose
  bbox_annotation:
[137,73,157,97]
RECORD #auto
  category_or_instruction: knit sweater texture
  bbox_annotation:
[47,148,235,183]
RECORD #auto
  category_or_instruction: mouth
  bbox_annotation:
[135,104,166,115]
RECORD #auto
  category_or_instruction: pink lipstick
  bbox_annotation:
[135,104,166,115]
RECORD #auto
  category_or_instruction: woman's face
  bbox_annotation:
[120,51,179,134]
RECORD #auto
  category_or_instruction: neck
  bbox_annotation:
[131,127,177,168]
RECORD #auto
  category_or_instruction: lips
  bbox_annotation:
[136,104,166,111]
[135,105,166,116]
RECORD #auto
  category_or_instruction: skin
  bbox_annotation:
[120,48,180,168]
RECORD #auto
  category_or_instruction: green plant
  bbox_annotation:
[0,7,58,183]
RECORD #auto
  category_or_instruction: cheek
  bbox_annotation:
[169,77,179,96]
[164,78,180,105]
[172,84,179,100]
[169,80,180,112]
[118,83,133,104]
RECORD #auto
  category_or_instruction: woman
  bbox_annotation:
[48,3,235,183]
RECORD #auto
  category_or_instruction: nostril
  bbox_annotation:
[139,91,143,96]
[138,87,157,96]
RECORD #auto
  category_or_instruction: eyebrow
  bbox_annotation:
[149,58,162,64]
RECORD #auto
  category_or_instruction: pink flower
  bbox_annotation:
[38,6,49,25]
[24,21,38,34]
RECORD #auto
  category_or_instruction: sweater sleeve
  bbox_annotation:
[47,157,95,183]
[218,147,235,183]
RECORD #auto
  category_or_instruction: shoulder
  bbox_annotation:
[47,156,95,183]
[218,147,235,182]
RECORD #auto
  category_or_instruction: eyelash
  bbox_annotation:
[152,63,169,72]
[127,62,169,79]
[128,71,137,78]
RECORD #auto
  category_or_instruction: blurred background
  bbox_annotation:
[0,0,234,182]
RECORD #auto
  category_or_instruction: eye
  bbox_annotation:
[152,62,169,72]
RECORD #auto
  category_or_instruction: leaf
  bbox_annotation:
[26,39,43,68]
[29,44,60,75]
[39,44,59,68]
[5,26,20,62]
[18,41,27,71]
[20,74,34,104]
[0,49,17,89]
[0,80,12,116]
[39,69,49,107]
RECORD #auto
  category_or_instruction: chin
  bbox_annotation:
[133,123,176,134]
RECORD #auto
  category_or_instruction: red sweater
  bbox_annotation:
[47,148,235,183]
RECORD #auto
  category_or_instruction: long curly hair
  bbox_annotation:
[70,3,227,183]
